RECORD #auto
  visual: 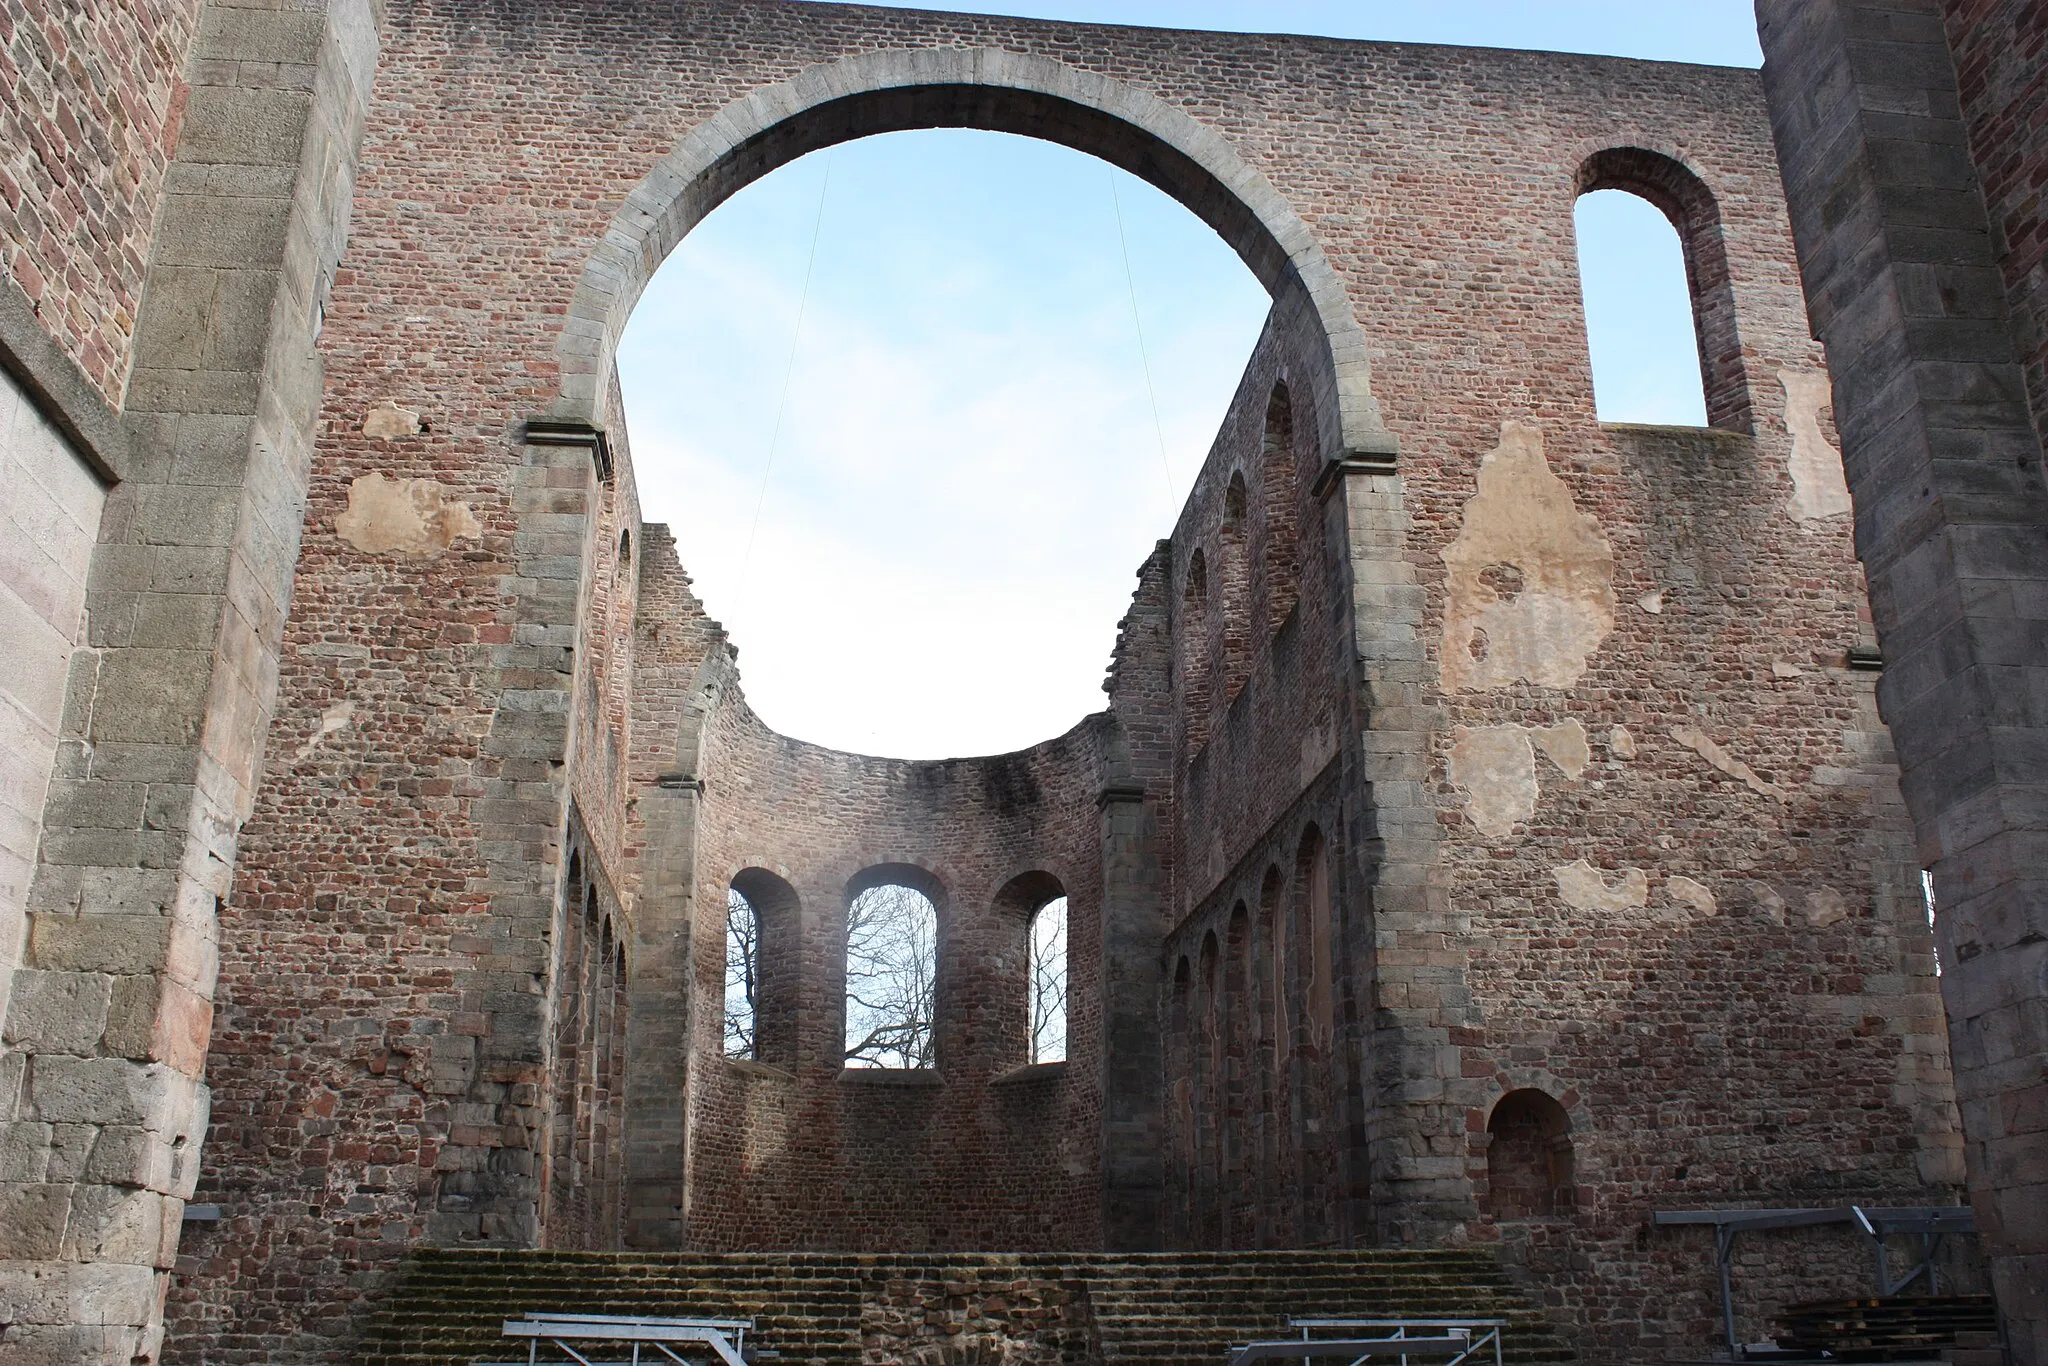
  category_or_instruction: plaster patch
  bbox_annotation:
[1449,725,1537,838]
[1610,725,1637,760]
[1773,661,1806,678]
[362,401,421,439]
[295,699,355,761]
[1671,725,1783,800]
[1637,590,1664,615]
[1751,883,1790,926]
[1780,369,1853,522]
[1440,421,1614,691]
[1804,887,1850,928]
[1532,719,1589,779]
[1553,860,1648,912]
[1668,875,1717,917]
[334,472,480,558]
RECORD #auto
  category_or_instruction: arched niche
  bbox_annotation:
[1485,1087,1576,1220]
[553,47,1396,466]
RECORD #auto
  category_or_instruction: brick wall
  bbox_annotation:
[0,0,198,402]
[150,3,1972,1362]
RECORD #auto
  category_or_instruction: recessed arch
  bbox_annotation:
[554,47,1395,464]
[1485,1087,1576,1219]
[1260,382,1300,630]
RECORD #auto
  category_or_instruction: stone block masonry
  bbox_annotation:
[0,0,2028,1362]
[1758,2,2048,1359]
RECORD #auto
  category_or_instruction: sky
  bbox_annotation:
[617,2,1763,760]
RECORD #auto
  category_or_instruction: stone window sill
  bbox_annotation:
[723,1056,795,1082]
[992,1060,1067,1086]
[838,1066,944,1087]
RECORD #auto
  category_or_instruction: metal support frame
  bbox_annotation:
[1653,1206,1978,1360]
[1224,1317,1506,1366]
[486,1312,756,1366]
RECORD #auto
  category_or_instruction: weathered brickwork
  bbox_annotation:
[0,1,2028,1363]
[0,0,198,402]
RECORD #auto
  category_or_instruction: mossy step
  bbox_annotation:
[355,1249,1572,1366]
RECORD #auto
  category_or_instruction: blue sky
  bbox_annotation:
[617,2,1762,759]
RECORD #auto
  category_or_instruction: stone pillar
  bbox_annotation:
[1756,3,2048,1359]
[1097,780,1165,1250]
[0,3,378,1361]
[622,729,705,1249]
[1317,442,1462,1246]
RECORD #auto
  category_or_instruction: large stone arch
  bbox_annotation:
[549,45,1397,462]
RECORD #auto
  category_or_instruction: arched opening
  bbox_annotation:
[723,885,759,1060]
[1486,1088,1576,1219]
[730,867,802,1067]
[1293,823,1335,1242]
[991,870,1067,1066]
[579,52,1398,760]
[1028,895,1068,1065]
[1180,548,1213,751]
[1169,954,1194,1245]
[1195,928,1221,1244]
[1223,900,1252,1246]
[1296,825,1333,1059]
[1260,383,1300,631]
[1574,147,1748,431]
[1219,471,1251,705]
[843,867,943,1070]
[1255,863,1287,1243]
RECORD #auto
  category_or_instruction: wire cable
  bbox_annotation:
[1108,168,1176,512]
[737,148,837,607]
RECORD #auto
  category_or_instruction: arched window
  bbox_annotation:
[1027,895,1067,1064]
[1169,953,1195,1242]
[724,885,758,1059]
[1487,1089,1575,1219]
[1223,901,1252,1244]
[729,867,800,1066]
[1181,548,1213,750]
[1220,472,1251,703]
[1296,825,1333,1058]
[1261,384,1299,630]
[605,526,635,720]
[845,873,940,1069]
[1575,147,1748,431]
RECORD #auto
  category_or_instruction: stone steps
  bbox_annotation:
[353,1249,1573,1366]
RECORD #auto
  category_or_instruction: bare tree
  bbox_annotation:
[1029,897,1068,1064]
[725,887,757,1059]
[844,883,937,1068]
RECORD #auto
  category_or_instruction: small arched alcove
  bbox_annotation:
[843,864,946,1070]
[1486,1088,1576,1220]
[1574,147,1749,432]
